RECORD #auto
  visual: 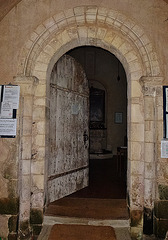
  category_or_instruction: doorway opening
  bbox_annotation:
[67,46,127,200]
[45,46,128,221]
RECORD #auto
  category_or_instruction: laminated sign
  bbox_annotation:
[0,85,20,137]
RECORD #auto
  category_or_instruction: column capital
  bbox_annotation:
[139,76,163,96]
[13,76,39,96]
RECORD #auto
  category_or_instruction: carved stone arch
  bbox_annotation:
[17,6,161,78]
[15,6,164,239]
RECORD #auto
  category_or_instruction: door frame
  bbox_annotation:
[15,6,163,236]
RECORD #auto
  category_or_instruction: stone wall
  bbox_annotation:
[0,0,167,239]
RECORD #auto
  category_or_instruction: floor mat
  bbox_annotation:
[48,224,117,240]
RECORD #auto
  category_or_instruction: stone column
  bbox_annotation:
[14,76,39,238]
[140,76,163,235]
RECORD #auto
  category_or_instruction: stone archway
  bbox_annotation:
[15,6,163,238]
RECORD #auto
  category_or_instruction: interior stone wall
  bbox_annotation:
[0,1,167,239]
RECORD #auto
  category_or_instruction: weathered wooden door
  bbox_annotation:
[48,55,89,203]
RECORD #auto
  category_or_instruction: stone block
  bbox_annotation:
[20,176,31,200]
[154,217,168,239]
[33,134,45,147]
[154,201,168,219]
[8,215,18,233]
[33,107,45,121]
[144,179,153,207]
[158,184,168,200]
[104,31,116,44]
[22,117,32,136]
[111,35,125,49]
[0,215,9,238]
[78,27,88,39]
[0,177,8,198]
[143,207,153,235]
[32,175,44,190]
[8,233,17,240]
[74,6,85,16]
[34,62,48,73]
[131,226,143,240]
[131,160,144,175]
[30,209,43,224]
[144,162,154,178]
[130,123,144,142]
[31,192,44,208]
[31,161,44,175]
[21,160,31,175]
[23,97,33,117]
[31,147,45,160]
[130,176,144,208]
[0,198,19,215]
[0,140,9,163]
[131,104,143,123]
[19,201,30,222]
[32,225,42,236]
[130,210,143,227]
[129,60,141,73]
[119,42,133,55]
[19,220,31,239]
[144,97,155,121]
[34,84,46,98]
[125,51,138,63]
[22,136,32,160]
[130,142,143,161]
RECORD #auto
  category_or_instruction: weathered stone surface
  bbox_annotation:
[8,215,18,233]
[154,201,168,219]
[0,2,167,238]
[154,217,168,239]
[143,207,153,235]
[30,209,43,224]
[158,184,168,200]
[0,215,9,238]
[130,210,143,227]
[0,198,19,215]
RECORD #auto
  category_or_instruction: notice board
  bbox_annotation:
[0,85,20,138]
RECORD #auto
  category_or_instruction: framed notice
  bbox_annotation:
[115,112,123,124]
[3,85,20,109]
[0,84,20,138]
[0,119,17,137]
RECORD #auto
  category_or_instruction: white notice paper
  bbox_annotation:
[0,119,17,136]
[0,102,13,118]
[166,88,168,112]
[161,139,168,158]
[3,85,20,109]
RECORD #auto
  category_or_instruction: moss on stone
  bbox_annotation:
[30,209,43,224]
[130,210,143,227]
[19,220,31,239]
[20,220,29,231]
[8,215,18,233]
[154,201,168,219]
[32,225,42,235]
[8,233,17,240]
[158,184,168,200]
[154,217,168,238]
[0,198,19,215]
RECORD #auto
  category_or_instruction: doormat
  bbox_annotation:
[48,224,117,240]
